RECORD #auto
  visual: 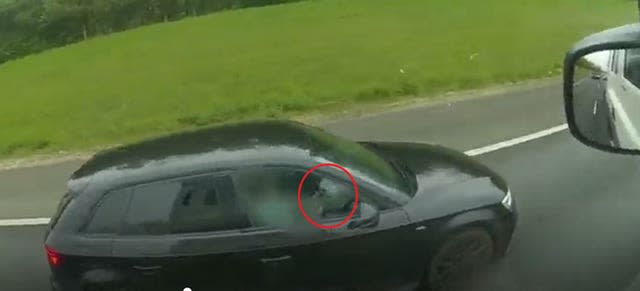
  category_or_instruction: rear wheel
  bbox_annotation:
[422,228,494,291]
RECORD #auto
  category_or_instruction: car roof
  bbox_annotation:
[69,120,320,191]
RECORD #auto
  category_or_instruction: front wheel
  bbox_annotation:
[421,228,494,291]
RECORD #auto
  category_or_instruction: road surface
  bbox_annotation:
[4,80,640,291]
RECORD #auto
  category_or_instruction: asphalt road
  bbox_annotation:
[4,80,640,291]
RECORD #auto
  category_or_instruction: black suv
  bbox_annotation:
[45,120,516,291]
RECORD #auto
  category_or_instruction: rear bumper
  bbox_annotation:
[50,275,80,291]
[51,267,130,291]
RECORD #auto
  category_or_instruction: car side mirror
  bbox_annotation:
[347,202,379,229]
[564,23,640,155]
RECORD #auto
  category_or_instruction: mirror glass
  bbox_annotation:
[572,48,640,151]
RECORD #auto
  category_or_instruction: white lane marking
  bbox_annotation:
[0,124,570,227]
[0,217,50,226]
[593,100,598,115]
[464,124,569,156]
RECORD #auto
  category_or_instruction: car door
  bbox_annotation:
[294,171,420,290]
[108,172,286,291]
[215,164,422,290]
[230,165,326,290]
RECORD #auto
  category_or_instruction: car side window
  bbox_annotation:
[300,171,397,214]
[357,185,399,212]
[234,166,369,228]
[169,175,250,234]
[624,48,640,89]
[120,173,251,235]
[233,167,302,229]
[85,188,132,234]
[608,50,615,72]
[305,175,356,219]
[615,49,626,75]
[611,50,619,73]
[612,50,620,74]
[121,181,178,235]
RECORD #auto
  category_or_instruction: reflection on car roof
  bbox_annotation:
[71,120,316,181]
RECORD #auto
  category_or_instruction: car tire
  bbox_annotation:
[420,227,494,291]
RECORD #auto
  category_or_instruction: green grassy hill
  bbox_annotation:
[0,0,635,158]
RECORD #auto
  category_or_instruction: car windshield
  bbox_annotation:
[305,127,410,194]
[3,1,640,291]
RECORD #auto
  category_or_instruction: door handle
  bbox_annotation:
[260,255,291,264]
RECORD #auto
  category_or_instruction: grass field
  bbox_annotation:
[0,0,636,158]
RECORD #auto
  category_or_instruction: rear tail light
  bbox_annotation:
[45,245,62,267]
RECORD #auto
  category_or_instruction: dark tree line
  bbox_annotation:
[0,0,299,64]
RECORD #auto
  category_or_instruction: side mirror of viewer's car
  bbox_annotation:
[348,202,380,229]
[565,23,640,154]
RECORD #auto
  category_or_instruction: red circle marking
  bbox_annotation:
[297,163,359,230]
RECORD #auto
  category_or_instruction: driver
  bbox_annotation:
[311,178,353,218]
